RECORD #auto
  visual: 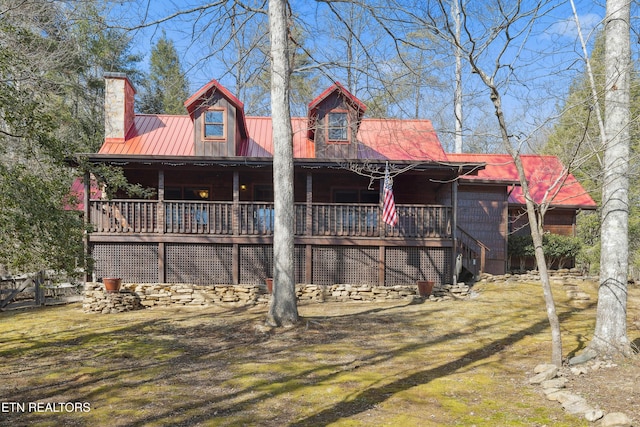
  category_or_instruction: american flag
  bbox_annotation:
[382,163,398,226]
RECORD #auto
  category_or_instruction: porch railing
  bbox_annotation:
[90,200,451,238]
[456,226,489,278]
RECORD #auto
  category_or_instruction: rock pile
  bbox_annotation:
[430,283,471,300]
[83,283,142,313]
[530,363,632,426]
[479,268,595,284]
[478,269,596,306]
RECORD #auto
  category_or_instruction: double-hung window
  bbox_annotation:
[327,112,349,143]
[203,108,226,140]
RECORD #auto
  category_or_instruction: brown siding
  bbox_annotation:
[510,208,576,236]
[457,184,508,275]
[194,93,237,157]
[313,93,359,159]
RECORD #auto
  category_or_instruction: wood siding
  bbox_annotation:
[457,185,508,275]
[510,208,577,236]
[313,93,359,159]
[193,93,237,157]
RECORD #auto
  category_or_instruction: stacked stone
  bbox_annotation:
[430,283,471,300]
[478,268,595,284]
[84,281,480,313]
[83,282,264,310]
[476,270,596,306]
[82,283,142,313]
[122,283,261,307]
[317,284,416,302]
[296,284,323,302]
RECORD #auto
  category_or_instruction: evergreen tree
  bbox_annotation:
[0,0,142,275]
[139,33,189,115]
[543,31,640,276]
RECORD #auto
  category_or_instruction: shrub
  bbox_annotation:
[507,233,583,270]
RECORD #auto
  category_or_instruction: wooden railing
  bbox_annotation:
[456,226,489,278]
[311,204,379,236]
[90,200,452,238]
[90,200,159,233]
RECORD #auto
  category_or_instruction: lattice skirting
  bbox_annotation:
[92,243,159,283]
[91,243,451,286]
[385,247,452,286]
[166,244,233,284]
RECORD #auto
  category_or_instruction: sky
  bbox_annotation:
[110,0,605,88]
[105,0,615,150]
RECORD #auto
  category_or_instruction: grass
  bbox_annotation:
[0,278,638,426]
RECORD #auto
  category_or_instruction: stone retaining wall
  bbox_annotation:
[83,281,473,313]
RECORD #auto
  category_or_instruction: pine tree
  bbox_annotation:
[139,33,189,115]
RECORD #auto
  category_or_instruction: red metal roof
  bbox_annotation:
[99,115,194,156]
[308,82,367,113]
[447,153,597,208]
[99,114,445,161]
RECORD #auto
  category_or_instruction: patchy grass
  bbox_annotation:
[0,279,638,426]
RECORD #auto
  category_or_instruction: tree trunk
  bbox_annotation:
[486,84,563,366]
[453,0,463,153]
[266,0,299,327]
[589,0,631,357]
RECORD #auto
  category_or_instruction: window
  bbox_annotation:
[254,185,274,202]
[203,108,225,139]
[327,112,349,143]
[164,187,210,200]
[333,189,379,203]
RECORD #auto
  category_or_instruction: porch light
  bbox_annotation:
[240,184,247,191]
[198,189,209,199]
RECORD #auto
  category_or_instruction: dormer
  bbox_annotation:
[184,79,248,157]
[308,82,367,159]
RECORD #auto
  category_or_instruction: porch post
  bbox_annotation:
[305,173,313,283]
[452,177,459,284]
[233,171,240,285]
[233,171,239,235]
[306,172,312,236]
[158,170,165,283]
[83,170,91,282]
[379,246,385,286]
[158,170,165,234]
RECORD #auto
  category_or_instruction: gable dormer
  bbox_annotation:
[184,79,248,157]
[308,82,367,159]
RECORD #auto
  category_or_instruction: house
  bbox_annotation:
[75,72,596,288]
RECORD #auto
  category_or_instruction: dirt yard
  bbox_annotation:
[0,278,638,426]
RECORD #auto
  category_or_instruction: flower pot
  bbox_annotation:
[103,278,122,293]
[265,278,273,294]
[417,280,434,297]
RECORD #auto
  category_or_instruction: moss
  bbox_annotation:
[0,278,627,426]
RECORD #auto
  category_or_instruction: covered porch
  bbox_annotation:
[82,158,484,286]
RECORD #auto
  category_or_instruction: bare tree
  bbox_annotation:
[452,0,463,153]
[588,0,632,357]
[424,0,567,366]
[266,0,299,327]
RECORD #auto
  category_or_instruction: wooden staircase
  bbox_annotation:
[456,226,489,281]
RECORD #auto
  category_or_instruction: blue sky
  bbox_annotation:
[107,0,613,150]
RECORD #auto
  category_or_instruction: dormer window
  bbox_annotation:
[327,111,349,143]
[203,108,226,140]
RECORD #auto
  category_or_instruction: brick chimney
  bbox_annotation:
[104,72,136,143]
